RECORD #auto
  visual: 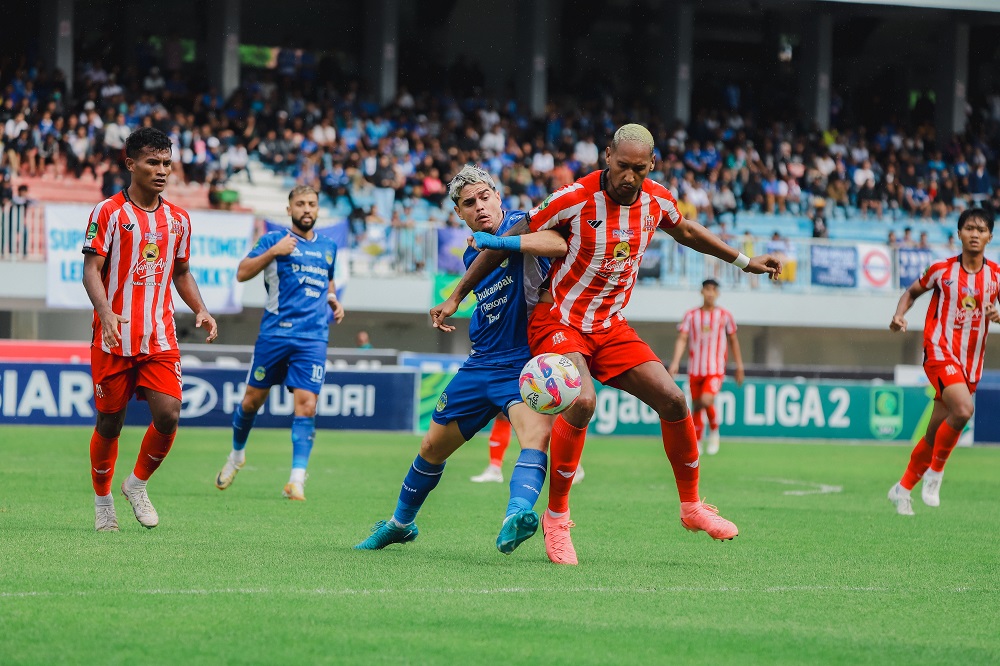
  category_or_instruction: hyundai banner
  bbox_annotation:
[0,363,418,431]
[44,204,254,314]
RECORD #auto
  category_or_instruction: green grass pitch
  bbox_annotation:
[1,425,998,665]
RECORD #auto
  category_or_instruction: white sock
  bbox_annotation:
[95,493,114,506]
[390,517,410,528]
[897,483,911,496]
[289,468,306,484]
[547,509,567,519]
[125,473,146,490]
[231,449,246,465]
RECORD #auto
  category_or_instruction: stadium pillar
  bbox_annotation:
[363,0,400,106]
[935,20,970,141]
[39,0,74,98]
[206,0,241,100]
[658,2,694,126]
[515,0,550,119]
[799,13,833,131]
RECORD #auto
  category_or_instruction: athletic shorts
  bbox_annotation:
[924,359,977,401]
[689,374,725,401]
[527,305,661,387]
[432,362,523,441]
[90,347,182,413]
[247,336,328,394]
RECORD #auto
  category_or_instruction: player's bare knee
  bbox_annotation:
[952,401,974,424]
[95,411,125,438]
[566,392,596,426]
[152,410,179,434]
[655,391,689,421]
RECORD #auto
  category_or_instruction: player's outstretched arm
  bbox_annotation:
[890,281,929,332]
[173,260,218,343]
[663,217,781,278]
[83,253,129,348]
[469,229,568,258]
[431,218,533,331]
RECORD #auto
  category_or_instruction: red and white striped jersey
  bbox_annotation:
[919,255,1000,383]
[528,170,683,332]
[679,306,737,377]
[81,191,192,356]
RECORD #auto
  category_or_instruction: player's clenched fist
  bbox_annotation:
[272,231,299,256]
[889,315,907,332]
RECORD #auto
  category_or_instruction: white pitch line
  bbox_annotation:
[0,585,989,599]
[758,477,844,496]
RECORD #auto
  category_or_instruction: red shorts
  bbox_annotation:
[527,305,661,386]
[923,359,976,401]
[90,347,183,413]
[689,374,724,401]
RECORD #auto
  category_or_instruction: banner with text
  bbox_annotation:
[0,363,418,431]
[45,204,254,314]
[810,243,892,291]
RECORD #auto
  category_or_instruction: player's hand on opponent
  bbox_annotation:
[328,294,345,323]
[468,231,519,252]
[195,310,219,343]
[272,231,298,256]
[98,310,129,348]
[889,314,907,332]
[430,298,460,333]
[747,254,783,279]
[986,303,1000,324]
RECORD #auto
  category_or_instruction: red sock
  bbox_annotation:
[132,424,176,481]
[691,408,704,441]
[661,416,700,503]
[930,421,962,473]
[488,418,512,467]
[899,437,932,490]
[547,414,587,514]
[705,405,718,430]
[90,431,119,496]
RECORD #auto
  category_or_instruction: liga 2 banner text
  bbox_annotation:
[45,203,255,314]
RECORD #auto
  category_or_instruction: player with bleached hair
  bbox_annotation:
[355,165,567,555]
[888,208,1000,515]
[434,124,781,564]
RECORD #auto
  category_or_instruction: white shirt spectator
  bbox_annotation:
[480,128,505,155]
[531,150,555,174]
[574,139,599,169]
[853,165,875,189]
[103,121,131,150]
[685,183,710,209]
[4,116,28,141]
[311,122,337,147]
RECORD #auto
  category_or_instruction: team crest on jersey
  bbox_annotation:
[121,222,136,232]
[325,250,334,265]
[142,243,160,262]
[86,222,98,240]
[169,217,183,236]
[612,240,631,260]
[501,258,509,268]
[642,214,657,231]
[612,229,634,240]
[436,392,448,412]
[253,366,267,381]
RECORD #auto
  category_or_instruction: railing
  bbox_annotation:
[0,202,45,260]
[4,200,961,294]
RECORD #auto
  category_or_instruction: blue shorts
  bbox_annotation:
[432,362,523,440]
[247,336,327,394]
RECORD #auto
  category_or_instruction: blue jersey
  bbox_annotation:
[465,210,551,366]
[248,230,337,341]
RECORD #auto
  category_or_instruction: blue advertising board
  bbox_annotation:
[810,245,858,288]
[0,363,418,431]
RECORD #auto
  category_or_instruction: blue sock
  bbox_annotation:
[506,449,548,518]
[291,416,315,470]
[232,404,256,451]
[392,455,446,526]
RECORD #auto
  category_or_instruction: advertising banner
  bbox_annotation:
[0,363,418,431]
[810,244,857,288]
[416,373,944,442]
[45,204,254,314]
[856,243,893,291]
[431,273,477,318]
[896,247,936,289]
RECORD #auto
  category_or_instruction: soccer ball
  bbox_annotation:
[519,353,582,415]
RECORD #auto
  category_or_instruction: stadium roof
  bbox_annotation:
[819,0,1000,12]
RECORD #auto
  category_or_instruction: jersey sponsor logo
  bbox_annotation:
[962,295,977,311]
[945,365,958,376]
[435,392,448,412]
[536,193,555,211]
[145,232,163,242]
[121,222,136,232]
[86,222,99,240]
[612,229,634,240]
[253,366,267,381]
[613,240,630,260]
[141,243,160,262]
[475,275,513,302]
[942,279,954,286]
[587,219,604,229]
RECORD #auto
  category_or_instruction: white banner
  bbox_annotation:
[856,242,894,291]
[44,203,254,314]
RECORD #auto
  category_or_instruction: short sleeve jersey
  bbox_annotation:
[918,255,1000,383]
[678,307,737,377]
[248,230,338,341]
[81,192,191,356]
[528,170,684,332]
[465,210,551,366]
